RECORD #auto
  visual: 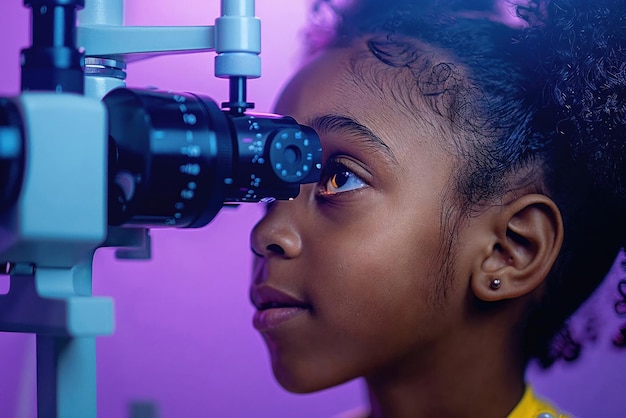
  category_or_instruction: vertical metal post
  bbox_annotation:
[79,0,127,99]
[36,336,97,418]
[21,0,85,93]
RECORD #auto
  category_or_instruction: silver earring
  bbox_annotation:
[490,278,501,290]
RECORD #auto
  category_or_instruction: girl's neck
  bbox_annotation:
[363,327,526,418]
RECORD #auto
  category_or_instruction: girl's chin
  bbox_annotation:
[270,360,356,394]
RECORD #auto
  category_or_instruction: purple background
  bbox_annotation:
[0,1,625,417]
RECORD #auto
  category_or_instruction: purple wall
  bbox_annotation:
[0,1,625,417]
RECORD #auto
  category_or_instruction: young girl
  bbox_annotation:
[249,0,626,416]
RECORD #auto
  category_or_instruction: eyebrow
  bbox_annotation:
[306,114,399,164]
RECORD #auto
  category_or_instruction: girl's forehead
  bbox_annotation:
[328,38,468,118]
[279,43,455,159]
[285,42,427,113]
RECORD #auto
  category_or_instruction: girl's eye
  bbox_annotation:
[320,163,367,196]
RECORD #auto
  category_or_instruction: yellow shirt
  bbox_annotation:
[508,386,571,418]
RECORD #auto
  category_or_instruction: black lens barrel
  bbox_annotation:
[104,88,322,229]
[104,89,231,228]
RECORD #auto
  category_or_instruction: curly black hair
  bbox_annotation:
[305,0,626,366]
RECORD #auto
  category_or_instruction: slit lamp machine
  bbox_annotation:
[0,1,323,416]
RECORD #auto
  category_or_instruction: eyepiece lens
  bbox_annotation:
[283,145,301,166]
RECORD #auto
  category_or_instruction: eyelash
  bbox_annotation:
[317,159,368,197]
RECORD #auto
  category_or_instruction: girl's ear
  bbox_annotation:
[470,194,564,302]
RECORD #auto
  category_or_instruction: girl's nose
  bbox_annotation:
[250,199,303,260]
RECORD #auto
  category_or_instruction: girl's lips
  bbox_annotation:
[250,284,310,331]
[252,306,308,331]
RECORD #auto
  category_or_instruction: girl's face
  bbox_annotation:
[250,44,473,392]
